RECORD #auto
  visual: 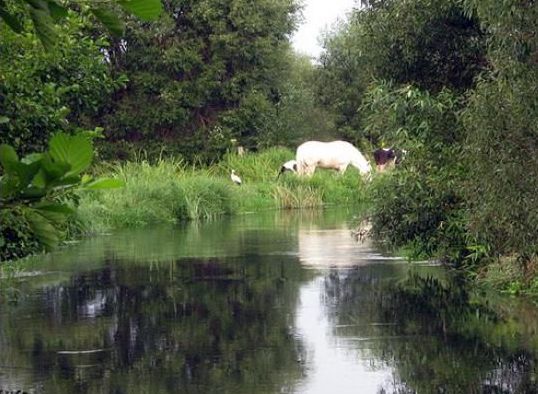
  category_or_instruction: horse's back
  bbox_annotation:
[296,140,348,155]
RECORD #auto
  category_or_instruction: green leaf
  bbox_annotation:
[40,155,70,180]
[83,178,125,190]
[25,209,61,251]
[0,116,9,124]
[15,160,42,188]
[46,0,68,20]
[118,0,162,21]
[29,6,58,49]
[0,176,21,198]
[24,0,48,10]
[32,168,49,189]
[33,202,74,223]
[0,144,19,172]
[20,186,47,199]
[34,201,75,215]
[21,153,44,164]
[48,175,81,188]
[0,0,23,33]
[48,133,93,176]
[91,7,124,36]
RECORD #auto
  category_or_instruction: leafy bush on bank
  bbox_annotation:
[0,133,122,261]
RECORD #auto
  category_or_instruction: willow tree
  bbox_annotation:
[462,0,538,261]
[315,0,485,145]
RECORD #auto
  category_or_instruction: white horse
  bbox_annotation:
[296,140,372,177]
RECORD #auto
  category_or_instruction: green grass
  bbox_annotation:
[74,148,370,234]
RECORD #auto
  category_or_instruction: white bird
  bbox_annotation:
[230,169,242,185]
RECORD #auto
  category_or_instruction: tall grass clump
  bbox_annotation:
[77,159,189,231]
[181,176,235,220]
[216,147,295,182]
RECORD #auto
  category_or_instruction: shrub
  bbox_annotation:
[182,176,235,220]
[363,83,469,263]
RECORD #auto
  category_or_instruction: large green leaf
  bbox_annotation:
[33,202,74,224]
[48,133,93,176]
[83,178,125,190]
[25,209,61,251]
[48,175,82,188]
[21,153,44,164]
[0,144,19,172]
[46,0,68,21]
[29,6,58,49]
[35,155,70,185]
[0,176,20,199]
[118,0,162,21]
[15,160,43,189]
[20,186,47,200]
[91,7,124,36]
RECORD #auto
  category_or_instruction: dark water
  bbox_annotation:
[0,210,537,393]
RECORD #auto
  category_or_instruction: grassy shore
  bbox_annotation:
[73,148,369,234]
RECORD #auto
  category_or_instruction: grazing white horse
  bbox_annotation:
[295,140,372,177]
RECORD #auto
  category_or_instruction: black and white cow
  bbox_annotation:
[373,148,406,172]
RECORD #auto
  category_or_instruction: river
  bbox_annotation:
[0,210,536,393]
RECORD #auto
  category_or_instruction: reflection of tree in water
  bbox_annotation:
[1,255,308,393]
[322,266,538,394]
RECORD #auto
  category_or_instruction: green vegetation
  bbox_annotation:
[0,0,162,49]
[75,148,369,234]
[317,0,537,293]
[0,132,122,261]
[96,0,334,163]
[1,0,536,295]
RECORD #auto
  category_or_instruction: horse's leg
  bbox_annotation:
[297,162,306,176]
[337,164,348,174]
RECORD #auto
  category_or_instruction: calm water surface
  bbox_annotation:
[0,210,537,393]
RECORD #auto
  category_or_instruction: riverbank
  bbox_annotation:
[2,146,536,298]
[72,147,369,235]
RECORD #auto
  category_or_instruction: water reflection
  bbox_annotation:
[320,268,538,393]
[295,276,394,394]
[0,210,537,393]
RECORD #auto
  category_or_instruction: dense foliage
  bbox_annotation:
[0,0,162,48]
[0,17,118,155]
[462,0,538,261]
[0,0,160,261]
[0,133,122,261]
[363,83,467,262]
[317,0,538,289]
[315,0,485,145]
[96,0,333,162]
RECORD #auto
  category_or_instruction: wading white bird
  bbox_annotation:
[230,169,242,185]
